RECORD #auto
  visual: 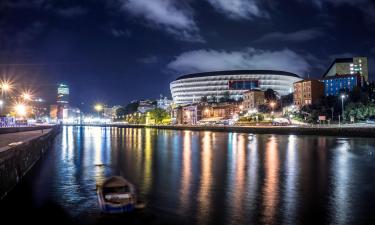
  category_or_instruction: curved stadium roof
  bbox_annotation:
[175,70,301,81]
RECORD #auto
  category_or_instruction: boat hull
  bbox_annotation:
[97,176,137,214]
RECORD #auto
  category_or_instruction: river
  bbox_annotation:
[1,126,375,225]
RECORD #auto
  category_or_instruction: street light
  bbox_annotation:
[94,104,103,118]
[270,101,276,114]
[14,103,27,117]
[22,92,32,101]
[1,82,12,92]
[0,81,13,113]
[0,100,3,116]
[341,94,346,121]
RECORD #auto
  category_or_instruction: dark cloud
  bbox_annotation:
[55,6,88,18]
[3,0,45,9]
[206,0,266,19]
[139,56,159,64]
[309,0,375,22]
[254,28,325,43]
[119,0,203,42]
[110,28,131,38]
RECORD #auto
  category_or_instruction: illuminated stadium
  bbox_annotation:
[170,70,302,105]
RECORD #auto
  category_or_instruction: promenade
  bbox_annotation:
[0,129,52,152]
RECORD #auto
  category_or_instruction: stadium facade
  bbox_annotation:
[170,70,302,105]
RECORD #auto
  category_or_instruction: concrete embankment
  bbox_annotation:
[71,124,375,138]
[0,125,54,135]
[0,126,60,200]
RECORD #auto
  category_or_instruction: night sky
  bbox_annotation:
[1,0,374,111]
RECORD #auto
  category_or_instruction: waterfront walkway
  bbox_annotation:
[0,129,51,152]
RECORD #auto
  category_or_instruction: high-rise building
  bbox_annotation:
[293,80,324,107]
[57,84,69,105]
[323,57,368,82]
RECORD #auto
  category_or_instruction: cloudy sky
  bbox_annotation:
[0,0,374,109]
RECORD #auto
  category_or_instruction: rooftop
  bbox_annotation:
[323,58,354,77]
[175,70,301,81]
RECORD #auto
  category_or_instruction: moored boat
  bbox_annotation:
[97,176,137,213]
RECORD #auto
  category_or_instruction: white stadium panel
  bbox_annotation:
[170,70,302,105]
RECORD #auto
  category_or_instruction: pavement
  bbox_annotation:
[0,129,52,152]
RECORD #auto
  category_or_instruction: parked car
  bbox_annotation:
[272,118,291,126]
[366,116,375,124]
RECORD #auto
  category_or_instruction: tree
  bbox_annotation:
[115,107,126,117]
[222,91,230,102]
[209,94,217,103]
[281,93,293,106]
[124,102,139,115]
[345,102,375,121]
[148,108,170,124]
[265,89,277,102]
[200,96,208,103]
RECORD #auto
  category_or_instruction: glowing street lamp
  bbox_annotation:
[94,104,103,112]
[1,82,12,92]
[22,92,32,101]
[14,103,27,117]
[94,104,103,118]
[270,101,276,114]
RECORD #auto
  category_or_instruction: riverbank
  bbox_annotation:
[68,124,375,137]
[0,125,60,200]
[0,125,55,135]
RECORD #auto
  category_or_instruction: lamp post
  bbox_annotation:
[341,94,346,122]
[0,100,3,116]
[0,81,12,116]
[270,101,276,115]
[94,104,103,118]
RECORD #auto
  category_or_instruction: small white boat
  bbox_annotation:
[97,176,137,213]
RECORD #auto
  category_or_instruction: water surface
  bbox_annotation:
[2,126,375,225]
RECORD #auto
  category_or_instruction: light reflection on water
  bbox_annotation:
[6,126,375,225]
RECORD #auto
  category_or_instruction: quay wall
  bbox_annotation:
[0,126,54,135]
[69,124,375,138]
[0,126,60,200]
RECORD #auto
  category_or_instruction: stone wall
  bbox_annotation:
[0,126,60,200]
